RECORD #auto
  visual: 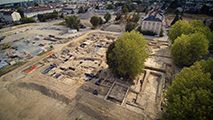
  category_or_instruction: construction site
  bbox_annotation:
[0,29,173,119]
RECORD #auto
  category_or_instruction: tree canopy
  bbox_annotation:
[163,62,213,120]
[17,8,24,18]
[160,29,164,37]
[90,16,100,27]
[64,16,81,31]
[95,5,99,9]
[20,17,35,24]
[125,22,136,32]
[78,6,86,13]
[99,17,103,25]
[168,20,213,49]
[198,57,213,80]
[38,11,58,22]
[106,4,114,10]
[171,32,209,67]
[106,31,149,80]
[104,12,111,23]
[145,8,150,14]
[131,13,140,23]
[122,7,128,14]
[0,24,3,29]
[115,12,122,20]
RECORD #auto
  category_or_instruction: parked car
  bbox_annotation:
[0,36,6,41]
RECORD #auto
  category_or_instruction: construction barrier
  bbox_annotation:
[24,65,36,73]
[49,52,55,56]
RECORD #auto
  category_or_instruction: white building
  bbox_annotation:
[0,11,21,22]
[24,8,61,18]
[68,29,77,33]
[140,7,165,35]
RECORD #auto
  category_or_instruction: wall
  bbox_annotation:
[11,12,21,21]
[3,14,13,22]
[141,21,162,35]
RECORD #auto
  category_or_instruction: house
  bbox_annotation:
[0,11,21,22]
[140,7,165,35]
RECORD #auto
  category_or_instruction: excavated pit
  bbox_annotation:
[18,82,71,105]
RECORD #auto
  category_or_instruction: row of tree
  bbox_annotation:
[164,19,213,119]
[169,20,213,66]
[20,17,35,24]
[38,10,58,22]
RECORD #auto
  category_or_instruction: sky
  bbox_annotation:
[0,0,33,5]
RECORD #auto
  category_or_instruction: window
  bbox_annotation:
[144,22,146,24]
[148,22,151,25]
[153,23,155,26]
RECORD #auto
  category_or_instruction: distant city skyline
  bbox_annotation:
[0,0,33,5]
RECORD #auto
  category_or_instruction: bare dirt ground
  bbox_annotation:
[0,22,172,119]
[0,30,146,120]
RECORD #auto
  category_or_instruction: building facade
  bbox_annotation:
[140,7,165,35]
[0,11,21,22]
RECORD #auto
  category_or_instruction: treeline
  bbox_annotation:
[20,17,35,24]
[163,19,213,120]
[38,10,58,22]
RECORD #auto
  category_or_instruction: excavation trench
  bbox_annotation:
[18,82,71,105]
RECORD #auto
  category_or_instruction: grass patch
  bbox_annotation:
[62,39,70,43]
[0,61,27,76]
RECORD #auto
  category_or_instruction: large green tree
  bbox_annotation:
[171,32,209,67]
[64,16,81,31]
[106,31,149,80]
[104,12,111,23]
[163,62,213,120]
[90,16,100,27]
[168,20,213,49]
